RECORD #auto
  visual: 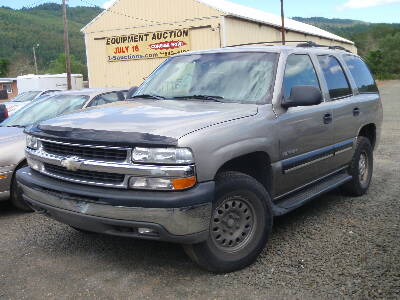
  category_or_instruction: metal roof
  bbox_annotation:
[0,78,17,83]
[196,0,353,45]
[82,0,353,45]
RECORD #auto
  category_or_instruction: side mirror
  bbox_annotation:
[282,85,322,108]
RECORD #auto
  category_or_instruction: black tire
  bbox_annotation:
[342,136,373,196]
[183,171,273,273]
[10,164,33,212]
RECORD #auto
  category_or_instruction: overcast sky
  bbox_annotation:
[3,0,400,23]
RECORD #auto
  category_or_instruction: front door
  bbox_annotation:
[274,53,334,197]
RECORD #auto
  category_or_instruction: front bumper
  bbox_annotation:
[0,164,15,201]
[16,167,214,243]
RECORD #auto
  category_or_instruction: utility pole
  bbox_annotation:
[280,0,286,45]
[32,44,39,74]
[62,0,72,89]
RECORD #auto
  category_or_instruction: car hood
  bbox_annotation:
[0,126,25,142]
[34,100,258,145]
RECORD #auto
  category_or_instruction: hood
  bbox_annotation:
[33,100,258,145]
[0,126,25,143]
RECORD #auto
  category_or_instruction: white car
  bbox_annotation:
[3,90,61,116]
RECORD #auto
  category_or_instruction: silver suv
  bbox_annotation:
[17,44,383,273]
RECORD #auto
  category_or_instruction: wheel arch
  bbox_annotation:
[10,159,27,193]
[358,123,377,150]
[214,151,273,194]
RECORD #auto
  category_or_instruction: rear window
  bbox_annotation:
[317,55,352,100]
[343,55,378,93]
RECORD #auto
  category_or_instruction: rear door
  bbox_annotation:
[275,53,334,196]
[316,54,373,168]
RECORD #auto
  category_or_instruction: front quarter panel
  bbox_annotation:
[0,134,26,198]
[178,105,279,182]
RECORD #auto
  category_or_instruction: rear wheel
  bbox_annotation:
[183,172,273,273]
[342,137,373,196]
[10,164,33,212]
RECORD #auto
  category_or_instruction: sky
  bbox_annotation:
[2,0,400,23]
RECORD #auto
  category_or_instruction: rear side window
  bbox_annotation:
[283,54,320,99]
[343,55,378,93]
[317,55,352,99]
[89,92,121,107]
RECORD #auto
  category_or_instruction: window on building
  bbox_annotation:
[317,55,352,99]
[3,84,12,93]
[283,54,320,99]
[343,55,378,93]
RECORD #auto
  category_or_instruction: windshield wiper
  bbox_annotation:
[172,95,225,102]
[131,94,166,100]
[6,125,25,128]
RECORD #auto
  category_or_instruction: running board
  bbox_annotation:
[272,170,352,216]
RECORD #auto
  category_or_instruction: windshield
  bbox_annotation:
[1,94,89,127]
[11,91,41,102]
[135,52,278,103]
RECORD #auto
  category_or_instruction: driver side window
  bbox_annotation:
[283,54,320,100]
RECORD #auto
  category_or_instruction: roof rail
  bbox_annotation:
[225,40,318,48]
[224,41,351,52]
[296,41,351,52]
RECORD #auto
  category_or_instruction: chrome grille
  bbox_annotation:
[44,163,125,185]
[42,141,128,162]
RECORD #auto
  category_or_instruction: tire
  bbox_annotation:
[183,171,273,273]
[342,136,373,196]
[10,164,33,212]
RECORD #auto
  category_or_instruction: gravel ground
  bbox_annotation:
[0,81,399,299]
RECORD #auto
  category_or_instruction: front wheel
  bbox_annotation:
[183,172,273,273]
[342,136,373,196]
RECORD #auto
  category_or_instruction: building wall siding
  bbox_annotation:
[84,0,222,87]
[83,0,356,88]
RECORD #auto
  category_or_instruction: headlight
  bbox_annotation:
[132,147,194,164]
[26,135,39,150]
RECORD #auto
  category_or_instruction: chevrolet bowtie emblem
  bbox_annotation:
[61,156,83,171]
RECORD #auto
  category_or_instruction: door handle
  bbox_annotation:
[323,113,332,124]
[353,107,360,116]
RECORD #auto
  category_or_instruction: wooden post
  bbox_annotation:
[62,0,72,90]
[33,46,38,74]
[280,0,286,45]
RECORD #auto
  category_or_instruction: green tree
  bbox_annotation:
[47,53,88,79]
[0,58,9,76]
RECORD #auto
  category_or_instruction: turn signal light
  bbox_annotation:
[171,176,196,190]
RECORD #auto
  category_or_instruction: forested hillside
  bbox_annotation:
[0,3,101,77]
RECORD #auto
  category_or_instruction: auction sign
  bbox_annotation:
[106,28,191,62]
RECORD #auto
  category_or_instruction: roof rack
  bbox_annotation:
[296,41,351,52]
[225,40,351,52]
[225,40,316,48]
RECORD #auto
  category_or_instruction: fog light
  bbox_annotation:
[27,157,44,172]
[128,176,196,190]
[138,228,155,235]
[129,177,173,190]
